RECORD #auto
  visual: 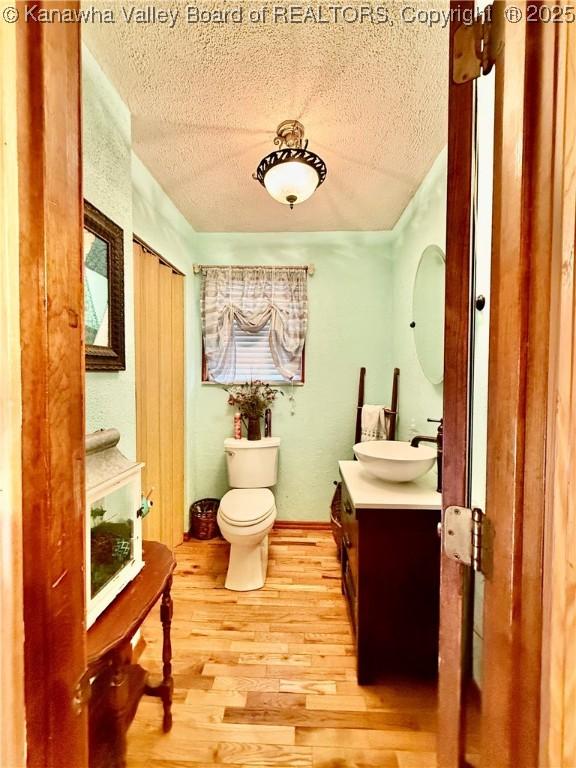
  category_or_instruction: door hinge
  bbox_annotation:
[72,669,92,715]
[443,505,485,572]
[453,3,504,84]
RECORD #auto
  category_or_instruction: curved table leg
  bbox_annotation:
[145,574,174,732]
[109,648,130,768]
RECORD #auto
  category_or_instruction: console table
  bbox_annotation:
[87,541,176,768]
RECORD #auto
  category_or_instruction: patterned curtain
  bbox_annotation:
[201,266,308,384]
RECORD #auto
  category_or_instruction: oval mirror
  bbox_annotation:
[412,245,446,385]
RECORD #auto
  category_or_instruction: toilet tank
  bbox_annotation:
[224,437,280,488]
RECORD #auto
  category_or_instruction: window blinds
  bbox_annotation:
[233,321,302,383]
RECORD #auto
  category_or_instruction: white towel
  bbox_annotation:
[361,405,388,442]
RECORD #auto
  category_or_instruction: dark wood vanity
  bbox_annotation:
[339,461,441,684]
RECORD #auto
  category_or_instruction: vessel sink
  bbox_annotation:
[353,440,437,483]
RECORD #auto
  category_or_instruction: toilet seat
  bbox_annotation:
[219,488,275,527]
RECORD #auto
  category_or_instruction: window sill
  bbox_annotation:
[201,380,305,387]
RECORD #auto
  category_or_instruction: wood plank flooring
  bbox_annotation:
[127,528,437,768]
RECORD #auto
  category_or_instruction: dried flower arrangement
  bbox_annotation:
[226,380,282,440]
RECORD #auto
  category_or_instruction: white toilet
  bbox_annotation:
[217,437,280,591]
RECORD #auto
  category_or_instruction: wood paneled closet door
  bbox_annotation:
[134,239,185,548]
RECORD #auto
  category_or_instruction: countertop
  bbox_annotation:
[339,460,442,510]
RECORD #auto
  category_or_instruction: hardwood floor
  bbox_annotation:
[127,528,437,768]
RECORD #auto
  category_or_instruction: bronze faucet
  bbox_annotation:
[410,418,443,493]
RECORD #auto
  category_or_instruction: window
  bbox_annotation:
[202,321,304,384]
[201,265,308,385]
[233,321,303,383]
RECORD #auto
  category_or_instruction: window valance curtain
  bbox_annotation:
[201,266,308,384]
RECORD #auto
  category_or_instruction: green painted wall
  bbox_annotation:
[84,45,199,527]
[83,42,447,526]
[83,45,136,458]
[189,155,448,521]
[191,232,394,521]
[390,149,447,441]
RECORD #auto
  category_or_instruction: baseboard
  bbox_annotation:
[184,521,330,535]
[274,520,331,530]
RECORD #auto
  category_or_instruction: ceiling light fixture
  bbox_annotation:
[253,120,327,209]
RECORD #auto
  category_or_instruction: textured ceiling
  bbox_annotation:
[83,1,448,232]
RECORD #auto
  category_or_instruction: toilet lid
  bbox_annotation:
[219,488,275,526]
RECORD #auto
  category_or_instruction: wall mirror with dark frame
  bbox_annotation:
[84,200,125,371]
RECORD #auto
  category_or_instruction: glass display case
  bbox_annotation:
[86,429,145,627]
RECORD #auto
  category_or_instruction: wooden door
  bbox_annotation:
[134,239,185,548]
[538,22,576,768]
[17,4,88,766]
[439,7,568,767]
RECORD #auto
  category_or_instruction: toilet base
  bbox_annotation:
[225,535,270,591]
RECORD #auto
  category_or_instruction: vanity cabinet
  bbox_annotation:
[339,461,441,684]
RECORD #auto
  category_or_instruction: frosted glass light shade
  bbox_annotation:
[263,161,320,206]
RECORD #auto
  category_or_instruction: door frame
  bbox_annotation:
[13,4,570,767]
[437,3,475,766]
[0,10,26,767]
[17,3,88,766]
[439,8,568,767]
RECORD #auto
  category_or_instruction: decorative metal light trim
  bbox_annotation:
[253,148,327,188]
[253,120,327,209]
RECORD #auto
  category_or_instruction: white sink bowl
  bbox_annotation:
[353,440,437,483]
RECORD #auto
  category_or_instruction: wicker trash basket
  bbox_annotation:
[189,497,221,540]
[330,481,343,561]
